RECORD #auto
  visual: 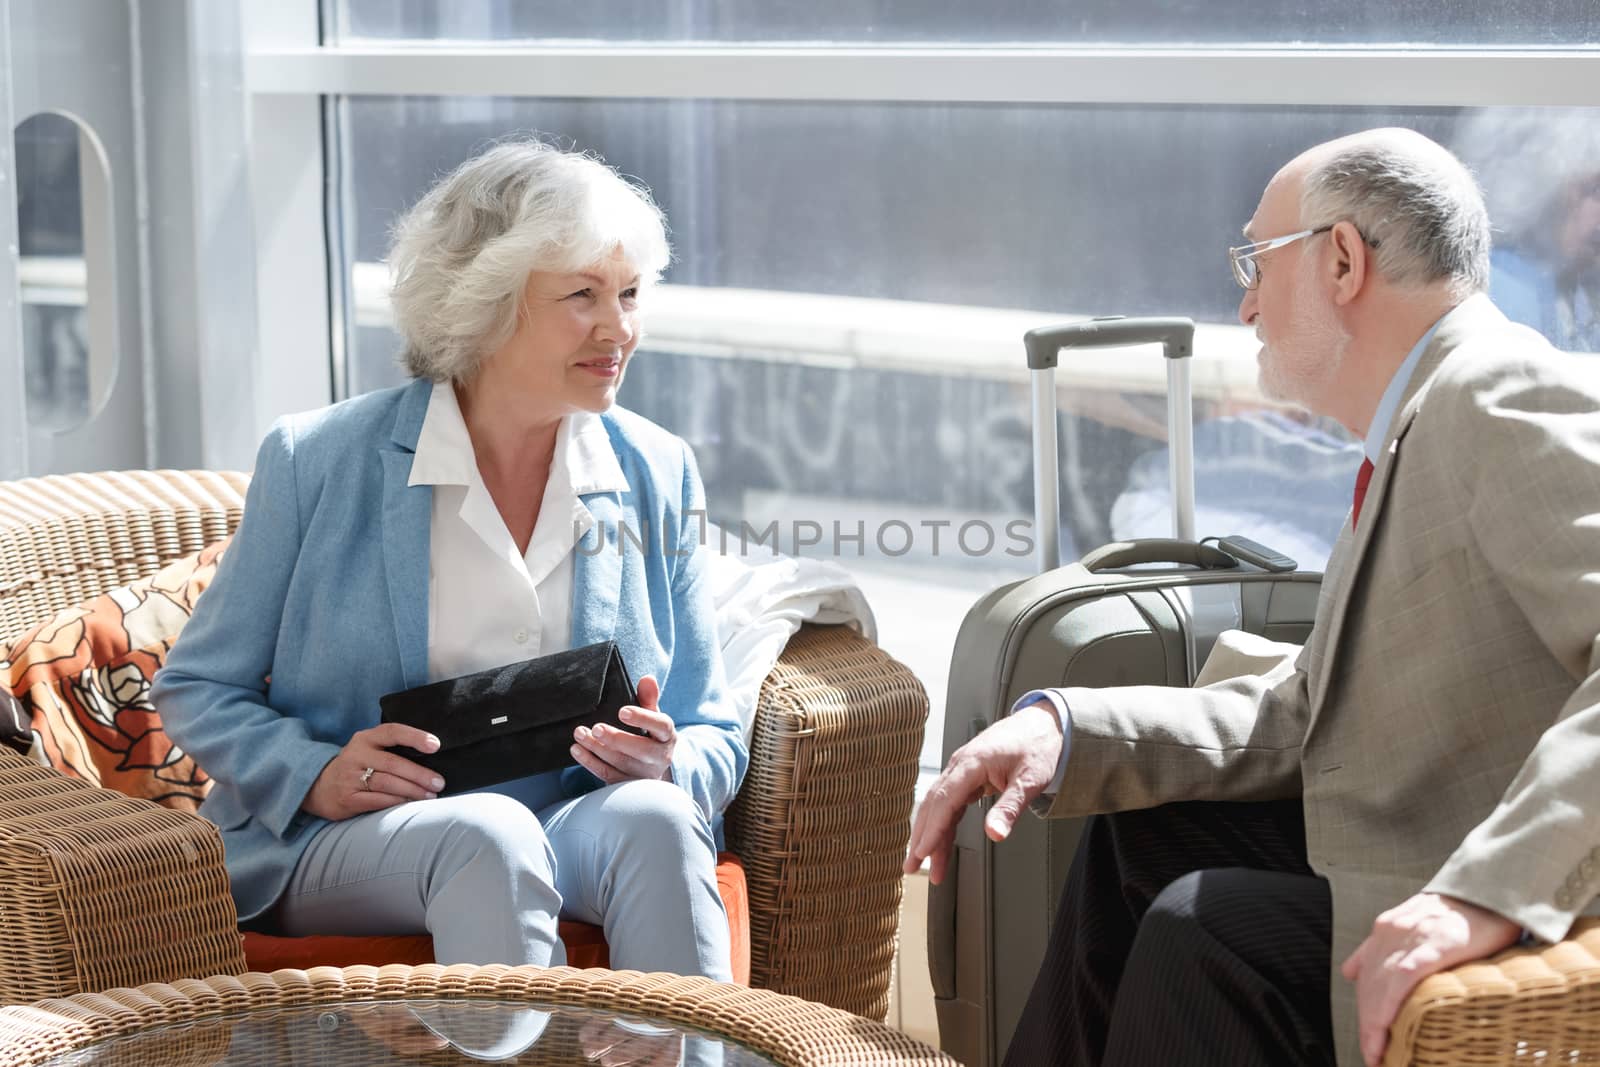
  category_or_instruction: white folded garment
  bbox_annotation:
[706,543,877,740]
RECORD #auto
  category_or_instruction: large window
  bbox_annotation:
[260,3,1600,782]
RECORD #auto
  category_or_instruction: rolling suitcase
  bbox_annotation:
[927,317,1325,1067]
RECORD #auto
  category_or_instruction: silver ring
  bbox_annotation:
[359,766,375,791]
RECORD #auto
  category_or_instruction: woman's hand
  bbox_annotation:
[302,723,446,821]
[571,675,676,785]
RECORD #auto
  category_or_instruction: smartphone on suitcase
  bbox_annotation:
[927,317,1324,1067]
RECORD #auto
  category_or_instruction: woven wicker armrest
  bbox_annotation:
[0,470,248,645]
[727,624,929,1021]
[0,746,247,1003]
[1381,919,1600,1066]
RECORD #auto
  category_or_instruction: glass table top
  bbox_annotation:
[37,998,777,1067]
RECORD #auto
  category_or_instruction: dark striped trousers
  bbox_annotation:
[1003,800,1336,1067]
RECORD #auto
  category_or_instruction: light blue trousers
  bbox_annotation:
[273,777,731,981]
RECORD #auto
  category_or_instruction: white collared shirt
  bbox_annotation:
[408,380,630,683]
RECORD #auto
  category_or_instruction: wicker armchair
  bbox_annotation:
[0,470,927,1021]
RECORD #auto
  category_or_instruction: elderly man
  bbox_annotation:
[907,127,1600,1067]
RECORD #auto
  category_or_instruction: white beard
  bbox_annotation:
[1256,258,1351,410]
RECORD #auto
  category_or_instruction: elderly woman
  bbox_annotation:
[153,141,746,980]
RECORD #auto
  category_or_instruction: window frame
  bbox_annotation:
[248,43,1600,108]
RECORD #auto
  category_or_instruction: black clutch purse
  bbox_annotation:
[379,640,641,796]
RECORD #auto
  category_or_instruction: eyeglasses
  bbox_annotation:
[1228,225,1333,290]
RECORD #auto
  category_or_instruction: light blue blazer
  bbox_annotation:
[152,378,748,922]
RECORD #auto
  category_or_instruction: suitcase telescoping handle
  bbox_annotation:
[1025,316,1197,572]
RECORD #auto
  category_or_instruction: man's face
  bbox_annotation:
[1238,174,1349,414]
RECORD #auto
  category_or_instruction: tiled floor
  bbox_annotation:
[886,870,941,1049]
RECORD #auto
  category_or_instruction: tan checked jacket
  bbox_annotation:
[1044,294,1600,1066]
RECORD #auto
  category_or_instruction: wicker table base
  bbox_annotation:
[0,965,954,1067]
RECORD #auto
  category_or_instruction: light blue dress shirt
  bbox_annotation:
[1014,315,1446,796]
[1361,318,1441,464]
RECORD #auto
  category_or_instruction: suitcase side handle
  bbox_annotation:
[927,851,959,1001]
[1080,538,1238,573]
[929,715,991,1002]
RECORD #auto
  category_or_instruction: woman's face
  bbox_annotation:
[480,248,643,418]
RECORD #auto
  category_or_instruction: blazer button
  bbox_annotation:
[1557,889,1574,909]
[513,629,529,644]
[1582,859,1595,881]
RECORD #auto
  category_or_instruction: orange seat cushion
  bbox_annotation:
[242,852,750,984]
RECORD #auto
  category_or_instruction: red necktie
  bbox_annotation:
[1351,458,1375,526]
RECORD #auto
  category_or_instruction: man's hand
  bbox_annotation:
[1340,892,1520,1066]
[903,702,1063,884]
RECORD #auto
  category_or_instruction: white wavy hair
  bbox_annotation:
[388,139,671,382]
[1299,130,1491,299]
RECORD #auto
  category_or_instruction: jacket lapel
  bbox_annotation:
[380,379,434,690]
[1306,411,1415,713]
[1306,295,1508,714]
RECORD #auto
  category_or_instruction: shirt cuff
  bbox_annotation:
[1011,688,1072,796]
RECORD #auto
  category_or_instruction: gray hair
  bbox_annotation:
[388,139,671,382]
[1300,134,1491,298]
